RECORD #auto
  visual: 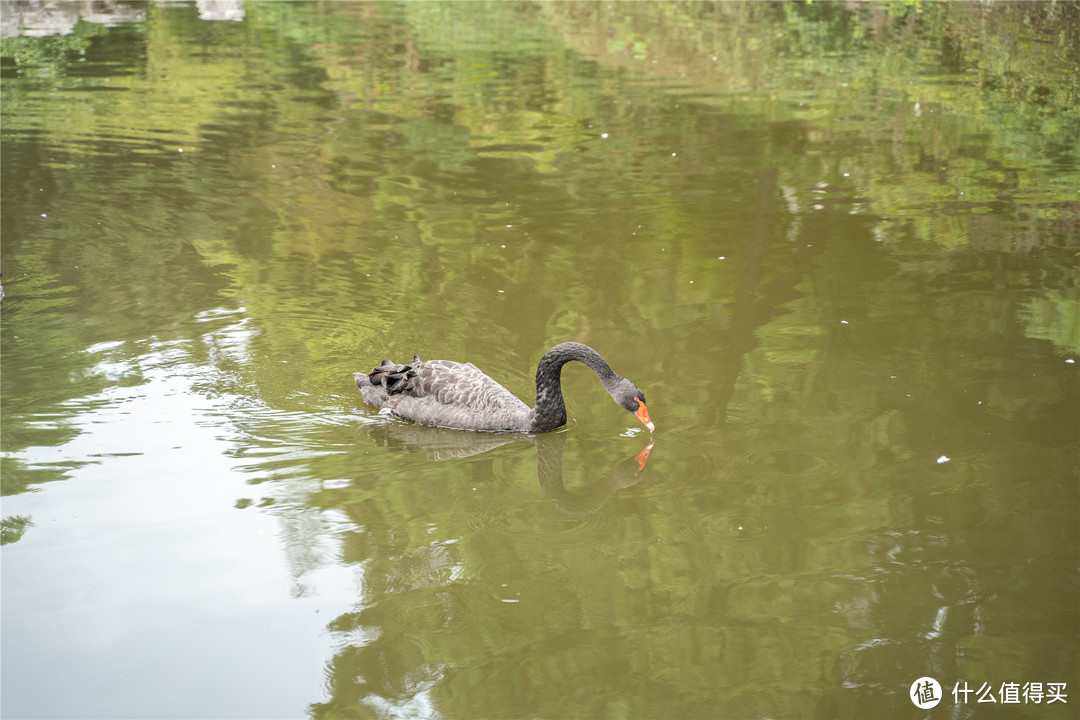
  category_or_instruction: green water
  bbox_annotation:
[1,2,1077,718]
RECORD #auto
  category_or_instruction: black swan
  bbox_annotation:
[353,341,653,433]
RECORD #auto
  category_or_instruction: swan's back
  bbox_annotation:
[354,356,532,432]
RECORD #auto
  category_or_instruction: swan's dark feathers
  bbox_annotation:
[367,358,416,394]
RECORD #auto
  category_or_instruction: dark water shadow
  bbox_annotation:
[361,420,653,516]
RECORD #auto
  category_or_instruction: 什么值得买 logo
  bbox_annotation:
[910,678,1068,709]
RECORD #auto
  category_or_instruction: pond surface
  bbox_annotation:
[2,2,1077,718]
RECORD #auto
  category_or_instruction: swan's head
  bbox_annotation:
[613,379,654,432]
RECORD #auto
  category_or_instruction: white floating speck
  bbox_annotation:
[689,280,694,284]
[178,148,184,153]
[600,133,609,139]
[1067,358,1076,364]
[840,320,848,324]
[936,455,950,464]
[843,172,850,177]
[671,152,677,157]
[500,244,506,248]
[718,256,725,260]
[41,213,47,218]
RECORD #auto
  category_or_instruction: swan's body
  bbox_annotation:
[353,342,653,433]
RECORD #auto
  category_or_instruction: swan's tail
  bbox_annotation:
[358,355,422,398]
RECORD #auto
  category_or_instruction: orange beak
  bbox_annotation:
[634,398,654,432]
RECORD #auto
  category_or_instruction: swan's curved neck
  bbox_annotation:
[530,342,618,432]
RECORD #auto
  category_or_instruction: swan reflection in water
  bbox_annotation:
[360,419,654,517]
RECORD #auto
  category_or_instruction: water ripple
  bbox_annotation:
[733,445,853,484]
[462,493,622,548]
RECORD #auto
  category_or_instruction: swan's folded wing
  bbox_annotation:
[411,361,528,412]
[387,360,531,431]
